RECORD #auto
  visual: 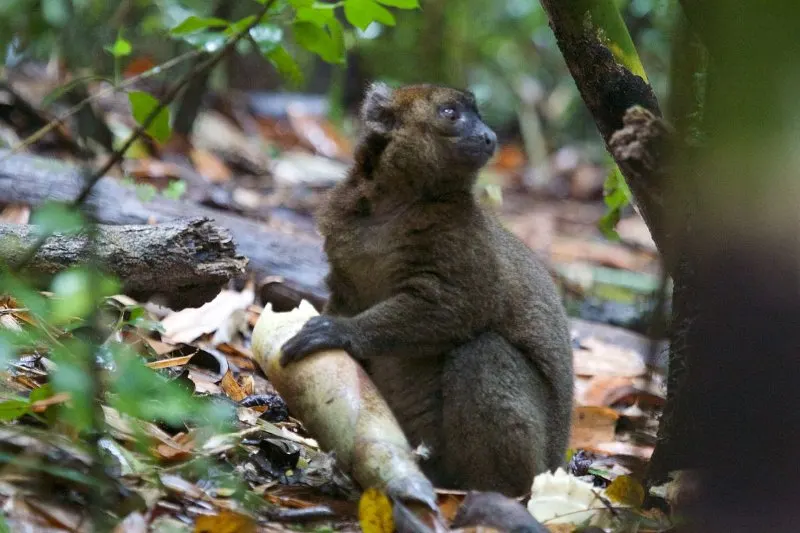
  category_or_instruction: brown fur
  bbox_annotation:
[281,83,574,496]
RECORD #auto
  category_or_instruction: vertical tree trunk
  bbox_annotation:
[538,2,800,530]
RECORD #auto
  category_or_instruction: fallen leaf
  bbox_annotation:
[161,288,254,345]
[550,237,654,271]
[191,148,232,183]
[437,492,464,521]
[143,337,179,356]
[578,376,635,406]
[0,204,31,224]
[287,104,352,160]
[605,475,645,507]
[194,510,256,533]
[359,488,394,533]
[220,370,248,402]
[593,441,654,459]
[146,354,194,370]
[573,337,646,377]
[238,374,255,396]
[569,406,619,449]
[29,392,71,413]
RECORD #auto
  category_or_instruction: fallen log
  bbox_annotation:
[0,150,330,304]
[0,217,247,309]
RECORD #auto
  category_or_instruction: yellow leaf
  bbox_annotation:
[194,511,256,533]
[605,475,645,507]
[359,487,394,533]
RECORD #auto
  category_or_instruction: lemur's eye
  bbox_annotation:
[440,106,459,121]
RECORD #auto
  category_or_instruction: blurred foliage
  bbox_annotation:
[354,0,673,139]
[0,0,671,139]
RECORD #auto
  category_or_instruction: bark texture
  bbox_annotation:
[538,1,666,253]
[0,218,247,309]
[536,2,686,485]
[0,150,329,303]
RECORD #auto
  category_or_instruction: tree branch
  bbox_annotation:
[1,218,246,309]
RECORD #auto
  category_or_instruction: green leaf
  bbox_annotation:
[293,21,345,64]
[128,91,172,143]
[135,183,158,203]
[375,0,419,8]
[29,384,53,404]
[162,179,187,200]
[295,6,335,26]
[104,36,132,58]
[31,202,85,236]
[266,46,304,87]
[42,0,69,27]
[249,24,283,53]
[50,342,93,432]
[170,16,229,36]
[224,15,257,36]
[586,1,648,81]
[344,0,396,31]
[598,165,632,240]
[181,32,227,52]
[50,269,93,323]
[0,274,48,319]
[0,399,30,421]
[109,343,234,430]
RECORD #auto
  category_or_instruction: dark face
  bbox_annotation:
[361,83,498,175]
[426,88,498,169]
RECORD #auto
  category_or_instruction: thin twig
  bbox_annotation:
[2,48,201,161]
[72,1,276,206]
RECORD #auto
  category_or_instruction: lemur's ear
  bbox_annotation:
[361,82,395,135]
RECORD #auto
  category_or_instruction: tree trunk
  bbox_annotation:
[538,3,800,531]
[0,150,329,303]
[1,218,246,309]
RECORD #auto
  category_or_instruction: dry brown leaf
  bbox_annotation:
[220,370,248,402]
[573,337,646,377]
[155,438,194,462]
[550,237,654,272]
[504,211,556,256]
[238,374,255,396]
[143,337,181,356]
[145,354,194,370]
[593,441,654,459]
[287,105,352,160]
[569,406,619,449]
[187,370,223,394]
[0,204,31,224]
[437,493,464,521]
[161,288,254,345]
[578,376,636,406]
[123,159,187,189]
[191,148,232,183]
[194,510,256,533]
[30,392,71,413]
[490,144,526,172]
[24,497,87,532]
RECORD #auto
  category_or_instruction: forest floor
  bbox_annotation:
[0,74,670,532]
